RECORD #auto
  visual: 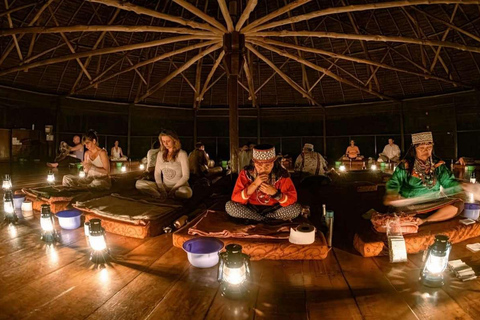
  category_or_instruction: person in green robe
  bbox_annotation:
[385,132,465,225]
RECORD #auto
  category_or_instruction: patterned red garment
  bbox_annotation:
[371,211,420,234]
[231,169,297,207]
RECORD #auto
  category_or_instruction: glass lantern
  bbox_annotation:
[3,190,17,224]
[420,235,451,287]
[2,174,12,190]
[339,165,346,172]
[121,166,127,173]
[139,164,145,171]
[218,244,251,298]
[371,164,377,171]
[40,204,58,243]
[47,170,55,184]
[88,219,110,264]
[79,170,86,178]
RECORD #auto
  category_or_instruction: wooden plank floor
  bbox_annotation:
[1,165,480,319]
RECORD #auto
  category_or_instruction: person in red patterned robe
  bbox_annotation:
[226,144,301,222]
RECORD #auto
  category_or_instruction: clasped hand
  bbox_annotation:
[253,174,277,196]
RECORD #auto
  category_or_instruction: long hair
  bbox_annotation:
[159,129,181,161]
[246,157,290,179]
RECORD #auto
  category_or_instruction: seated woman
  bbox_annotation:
[135,129,192,200]
[62,130,111,190]
[384,132,465,225]
[110,141,128,161]
[342,140,363,160]
[226,144,301,222]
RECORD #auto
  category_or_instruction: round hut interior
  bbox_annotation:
[1,1,480,319]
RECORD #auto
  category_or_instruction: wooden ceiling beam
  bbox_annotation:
[4,0,24,62]
[195,51,225,109]
[248,0,480,33]
[172,0,227,33]
[243,56,257,107]
[0,2,37,19]
[236,0,258,31]
[136,43,222,103]
[217,0,234,32]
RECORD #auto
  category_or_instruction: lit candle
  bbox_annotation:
[139,164,145,170]
[371,164,377,171]
[121,166,126,173]
[339,165,346,172]
[79,171,86,178]
[47,171,55,184]
[88,219,110,264]
[40,204,58,244]
[2,174,12,190]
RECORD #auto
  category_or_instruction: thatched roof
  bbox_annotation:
[1,0,480,108]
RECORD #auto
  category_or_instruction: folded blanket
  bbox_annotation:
[74,195,179,222]
[188,210,310,239]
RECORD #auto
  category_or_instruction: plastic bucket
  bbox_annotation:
[464,203,480,220]
[13,194,25,209]
[182,238,224,268]
[56,210,82,229]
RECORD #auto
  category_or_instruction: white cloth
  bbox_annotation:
[381,144,401,160]
[155,150,190,191]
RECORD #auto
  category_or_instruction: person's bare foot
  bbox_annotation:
[47,162,58,168]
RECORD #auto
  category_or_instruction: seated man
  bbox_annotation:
[226,144,301,222]
[294,143,328,176]
[47,135,84,168]
[188,142,222,178]
[378,138,401,163]
[384,132,466,225]
[110,140,128,161]
[342,140,363,160]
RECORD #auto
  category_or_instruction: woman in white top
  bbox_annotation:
[63,130,111,190]
[136,129,192,200]
[110,140,128,161]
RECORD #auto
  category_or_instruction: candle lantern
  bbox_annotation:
[371,164,377,171]
[420,235,451,287]
[2,174,12,190]
[121,166,126,173]
[40,204,59,243]
[79,170,86,178]
[3,190,17,224]
[218,244,251,298]
[339,165,346,172]
[470,170,476,184]
[88,219,110,263]
[47,170,55,184]
[139,164,145,171]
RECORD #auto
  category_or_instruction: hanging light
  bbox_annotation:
[339,165,346,172]
[88,219,110,264]
[218,244,251,298]
[2,174,12,190]
[47,170,55,184]
[79,170,86,178]
[40,204,59,244]
[3,190,17,224]
[420,235,451,287]
[139,164,145,171]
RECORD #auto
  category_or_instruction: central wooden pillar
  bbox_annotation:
[224,32,244,173]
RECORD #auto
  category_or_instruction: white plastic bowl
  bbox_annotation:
[56,210,82,229]
[13,195,25,209]
[182,238,224,268]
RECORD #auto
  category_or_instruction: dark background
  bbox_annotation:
[0,85,479,163]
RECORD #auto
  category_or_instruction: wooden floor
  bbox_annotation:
[1,164,480,319]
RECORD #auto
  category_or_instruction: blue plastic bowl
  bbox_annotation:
[56,210,82,230]
[464,203,480,221]
[13,194,25,209]
[182,238,224,268]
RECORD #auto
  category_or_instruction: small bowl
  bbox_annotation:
[183,238,224,268]
[13,194,25,209]
[464,203,480,221]
[56,210,82,229]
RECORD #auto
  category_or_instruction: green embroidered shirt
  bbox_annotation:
[386,161,461,198]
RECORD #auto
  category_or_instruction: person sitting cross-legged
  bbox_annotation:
[225,144,301,222]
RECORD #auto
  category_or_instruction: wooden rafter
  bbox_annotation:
[246,43,321,106]
[136,43,223,103]
[247,0,480,33]
[0,0,56,66]
[248,40,394,101]
[217,0,234,32]
[172,0,227,33]
[255,59,289,94]
[250,31,480,54]
[243,56,257,107]
[247,37,465,87]
[4,0,24,61]
[75,40,220,94]
[0,35,218,77]
[0,25,219,37]
[195,51,225,109]
[242,0,311,32]
[0,2,37,18]
[87,0,223,34]
[236,0,258,31]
